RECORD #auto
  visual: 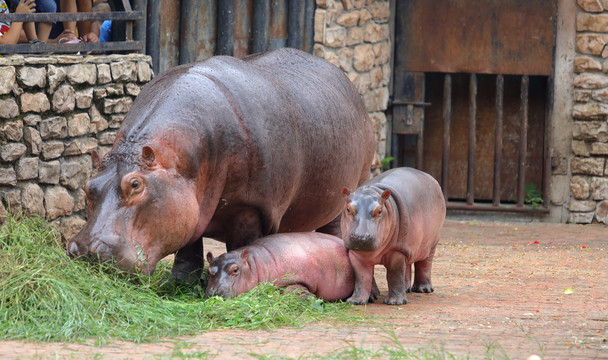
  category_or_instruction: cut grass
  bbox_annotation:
[0,214,358,343]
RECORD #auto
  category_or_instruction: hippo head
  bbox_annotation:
[340,186,391,252]
[205,250,253,298]
[67,144,202,274]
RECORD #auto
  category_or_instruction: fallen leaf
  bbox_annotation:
[564,288,574,295]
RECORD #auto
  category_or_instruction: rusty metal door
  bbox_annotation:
[391,0,557,212]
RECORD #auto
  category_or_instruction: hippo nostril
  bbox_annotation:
[67,241,80,257]
[90,241,101,253]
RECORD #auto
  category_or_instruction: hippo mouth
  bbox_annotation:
[67,238,147,273]
[346,234,378,252]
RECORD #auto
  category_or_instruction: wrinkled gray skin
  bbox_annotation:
[66,48,374,278]
[205,233,355,301]
[341,167,446,305]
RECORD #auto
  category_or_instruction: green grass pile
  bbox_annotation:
[0,214,354,343]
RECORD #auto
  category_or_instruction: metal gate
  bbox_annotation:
[391,0,557,212]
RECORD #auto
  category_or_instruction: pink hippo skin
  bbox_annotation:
[205,233,355,301]
[341,167,446,305]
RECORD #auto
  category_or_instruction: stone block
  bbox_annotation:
[358,9,371,26]
[373,41,391,65]
[568,211,595,224]
[574,73,608,89]
[74,188,86,212]
[63,138,98,156]
[47,65,66,93]
[363,87,389,112]
[1,120,23,142]
[590,176,608,199]
[571,157,605,175]
[40,116,67,140]
[324,27,346,48]
[44,186,74,221]
[0,99,19,119]
[337,48,354,72]
[314,9,326,43]
[94,88,107,99]
[576,34,608,56]
[572,121,608,141]
[106,83,124,96]
[572,102,608,120]
[590,142,608,155]
[20,92,50,113]
[110,61,138,82]
[336,10,360,27]
[577,13,608,32]
[99,131,117,145]
[18,66,46,88]
[363,22,389,43]
[41,141,64,160]
[67,113,91,137]
[595,200,608,224]
[90,105,108,134]
[316,0,329,8]
[109,114,125,128]
[571,176,590,200]
[3,189,21,214]
[75,88,94,109]
[0,143,26,162]
[346,27,363,46]
[23,127,42,155]
[137,61,153,82]
[0,168,17,186]
[575,90,592,102]
[23,114,41,126]
[368,1,389,20]
[571,140,590,156]
[578,0,604,12]
[591,88,608,103]
[52,84,76,113]
[15,157,38,180]
[354,44,374,71]
[569,199,597,212]
[574,56,601,73]
[340,0,354,10]
[97,63,111,84]
[60,156,92,191]
[125,83,141,96]
[103,97,133,114]
[0,66,16,95]
[67,63,97,85]
[39,160,60,184]
[21,183,45,218]
[60,216,86,241]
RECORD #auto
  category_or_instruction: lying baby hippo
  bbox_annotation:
[205,233,355,301]
[341,167,446,305]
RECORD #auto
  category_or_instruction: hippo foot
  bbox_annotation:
[169,267,203,287]
[383,294,408,305]
[369,280,380,302]
[411,281,434,293]
[346,296,369,305]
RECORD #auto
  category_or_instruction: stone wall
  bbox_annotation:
[312,0,391,173]
[570,0,608,223]
[0,54,153,238]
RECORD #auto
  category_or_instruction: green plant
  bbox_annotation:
[381,156,394,171]
[0,213,358,343]
[524,182,543,209]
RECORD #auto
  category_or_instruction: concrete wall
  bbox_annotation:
[0,54,153,238]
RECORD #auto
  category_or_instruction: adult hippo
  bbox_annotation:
[67,48,374,279]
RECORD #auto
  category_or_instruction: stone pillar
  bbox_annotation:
[313,0,391,174]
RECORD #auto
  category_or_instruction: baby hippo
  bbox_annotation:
[205,232,355,301]
[341,167,446,305]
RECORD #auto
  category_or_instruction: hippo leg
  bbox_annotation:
[405,263,413,293]
[316,215,341,238]
[223,207,264,251]
[347,257,374,305]
[284,284,313,299]
[383,253,408,305]
[369,277,380,302]
[412,249,436,293]
[171,237,204,283]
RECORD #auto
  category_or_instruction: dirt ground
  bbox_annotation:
[1,219,607,359]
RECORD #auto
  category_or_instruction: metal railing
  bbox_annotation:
[0,0,145,55]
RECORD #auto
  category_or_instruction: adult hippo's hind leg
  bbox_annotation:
[315,215,341,238]
[171,238,204,283]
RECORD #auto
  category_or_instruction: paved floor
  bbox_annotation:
[1,219,607,359]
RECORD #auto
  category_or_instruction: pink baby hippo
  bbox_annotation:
[341,167,446,305]
[204,232,355,301]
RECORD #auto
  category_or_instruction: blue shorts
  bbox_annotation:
[8,0,57,13]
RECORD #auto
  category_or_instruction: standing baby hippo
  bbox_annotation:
[341,167,446,305]
[205,233,355,301]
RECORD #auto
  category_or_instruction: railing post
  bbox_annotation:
[133,0,146,54]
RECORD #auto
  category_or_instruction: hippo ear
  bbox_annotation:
[91,150,102,168]
[141,146,156,167]
[341,187,351,198]
[381,189,391,201]
[206,251,214,264]
[241,249,250,261]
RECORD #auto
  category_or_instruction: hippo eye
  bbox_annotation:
[228,264,239,276]
[131,179,140,189]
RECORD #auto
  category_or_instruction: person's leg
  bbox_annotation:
[60,0,77,33]
[75,0,92,36]
[35,0,57,41]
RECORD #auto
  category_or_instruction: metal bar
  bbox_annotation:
[390,100,432,106]
[287,0,304,50]
[543,76,554,208]
[217,0,236,55]
[252,0,270,53]
[147,0,162,75]
[234,0,253,58]
[269,0,287,50]
[416,129,424,169]
[447,202,550,214]
[467,73,477,206]
[2,11,143,22]
[133,0,146,54]
[493,75,504,206]
[0,41,142,54]
[303,0,315,53]
[517,75,529,207]
[441,74,452,202]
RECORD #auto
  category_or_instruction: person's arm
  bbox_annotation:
[81,18,99,43]
[0,0,34,44]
